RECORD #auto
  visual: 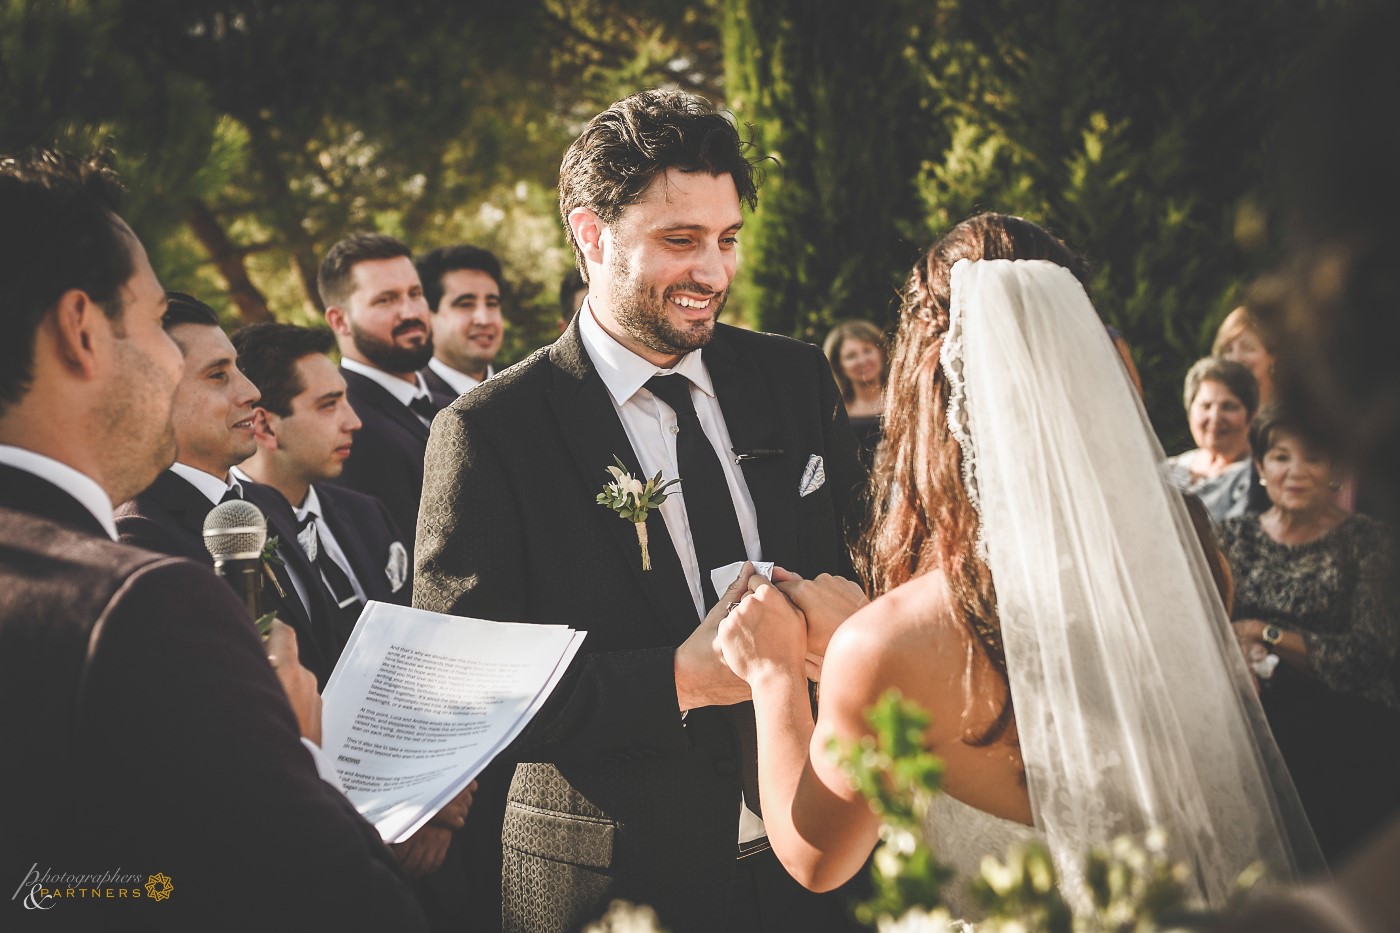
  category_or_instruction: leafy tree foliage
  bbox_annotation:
[722,0,935,341]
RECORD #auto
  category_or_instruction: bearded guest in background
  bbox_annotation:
[321,233,450,564]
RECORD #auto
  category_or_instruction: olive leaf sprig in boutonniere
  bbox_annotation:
[597,456,680,571]
[253,535,286,640]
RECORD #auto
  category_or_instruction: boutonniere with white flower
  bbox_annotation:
[597,456,680,571]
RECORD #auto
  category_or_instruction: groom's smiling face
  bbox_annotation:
[590,168,742,368]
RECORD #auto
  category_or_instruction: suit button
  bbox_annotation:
[714,758,737,776]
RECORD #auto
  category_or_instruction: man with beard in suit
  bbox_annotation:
[415,90,864,933]
[418,244,507,401]
[114,294,342,686]
[0,150,425,927]
[320,233,450,563]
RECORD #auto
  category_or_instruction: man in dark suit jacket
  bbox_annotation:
[416,91,863,933]
[0,149,425,928]
[114,295,341,687]
[232,322,412,611]
[319,233,449,562]
[231,321,485,927]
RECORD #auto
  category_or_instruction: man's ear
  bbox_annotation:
[325,304,351,337]
[568,208,606,266]
[252,408,278,450]
[48,289,107,380]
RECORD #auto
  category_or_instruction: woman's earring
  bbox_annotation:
[1259,477,1268,487]
[1328,479,1342,491]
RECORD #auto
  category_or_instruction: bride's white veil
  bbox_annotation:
[941,259,1323,909]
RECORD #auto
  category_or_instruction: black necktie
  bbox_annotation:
[298,513,363,633]
[219,485,243,504]
[408,395,438,424]
[645,374,763,822]
[644,375,747,607]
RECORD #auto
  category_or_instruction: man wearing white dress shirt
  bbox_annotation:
[417,243,507,400]
[231,322,412,616]
[414,90,864,933]
[320,232,445,564]
[115,294,342,684]
[231,321,473,924]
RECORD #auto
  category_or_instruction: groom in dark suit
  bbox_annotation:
[416,90,863,932]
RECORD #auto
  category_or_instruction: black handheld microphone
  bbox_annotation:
[203,498,269,623]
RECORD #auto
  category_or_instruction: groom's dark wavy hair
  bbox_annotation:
[558,89,760,282]
[859,213,1087,747]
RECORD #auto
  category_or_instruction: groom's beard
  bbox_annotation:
[607,252,727,358]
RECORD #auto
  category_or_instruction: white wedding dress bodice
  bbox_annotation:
[922,793,1044,924]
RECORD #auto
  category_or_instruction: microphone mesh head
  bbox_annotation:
[202,499,268,561]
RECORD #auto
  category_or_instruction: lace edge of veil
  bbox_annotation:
[940,259,988,562]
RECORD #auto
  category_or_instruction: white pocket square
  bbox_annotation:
[385,541,409,593]
[798,454,825,498]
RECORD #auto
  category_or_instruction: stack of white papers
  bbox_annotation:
[320,601,585,843]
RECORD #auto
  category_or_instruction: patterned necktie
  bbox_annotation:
[644,373,763,821]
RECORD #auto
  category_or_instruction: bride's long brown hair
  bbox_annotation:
[856,213,1087,745]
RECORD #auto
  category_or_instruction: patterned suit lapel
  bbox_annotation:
[341,368,431,444]
[546,322,699,641]
[703,326,798,570]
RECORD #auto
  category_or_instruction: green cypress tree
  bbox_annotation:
[723,0,936,340]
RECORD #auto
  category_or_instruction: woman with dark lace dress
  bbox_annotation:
[1220,405,1400,864]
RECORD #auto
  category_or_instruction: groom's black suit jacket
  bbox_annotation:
[415,319,862,932]
[114,469,342,686]
[0,464,424,929]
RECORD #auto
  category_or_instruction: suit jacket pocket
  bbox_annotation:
[503,801,617,870]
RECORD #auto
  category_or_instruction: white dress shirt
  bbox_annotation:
[0,445,118,540]
[225,464,314,620]
[428,357,493,396]
[171,461,242,504]
[578,302,766,844]
[340,357,434,425]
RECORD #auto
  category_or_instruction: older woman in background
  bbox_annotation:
[1214,305,1278,407]
[1167,357,1260,522]
[1220,405,1399,863]
[823,319,888,468]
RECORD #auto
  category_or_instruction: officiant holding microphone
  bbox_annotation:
[415,90,864,932]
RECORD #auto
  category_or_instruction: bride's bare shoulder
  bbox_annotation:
[821,571,967,706]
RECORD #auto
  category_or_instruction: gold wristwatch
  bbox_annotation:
[1262,624,1283,648]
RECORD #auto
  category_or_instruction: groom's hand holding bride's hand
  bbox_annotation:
[674,564,760,711]
[717,579,809,686]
